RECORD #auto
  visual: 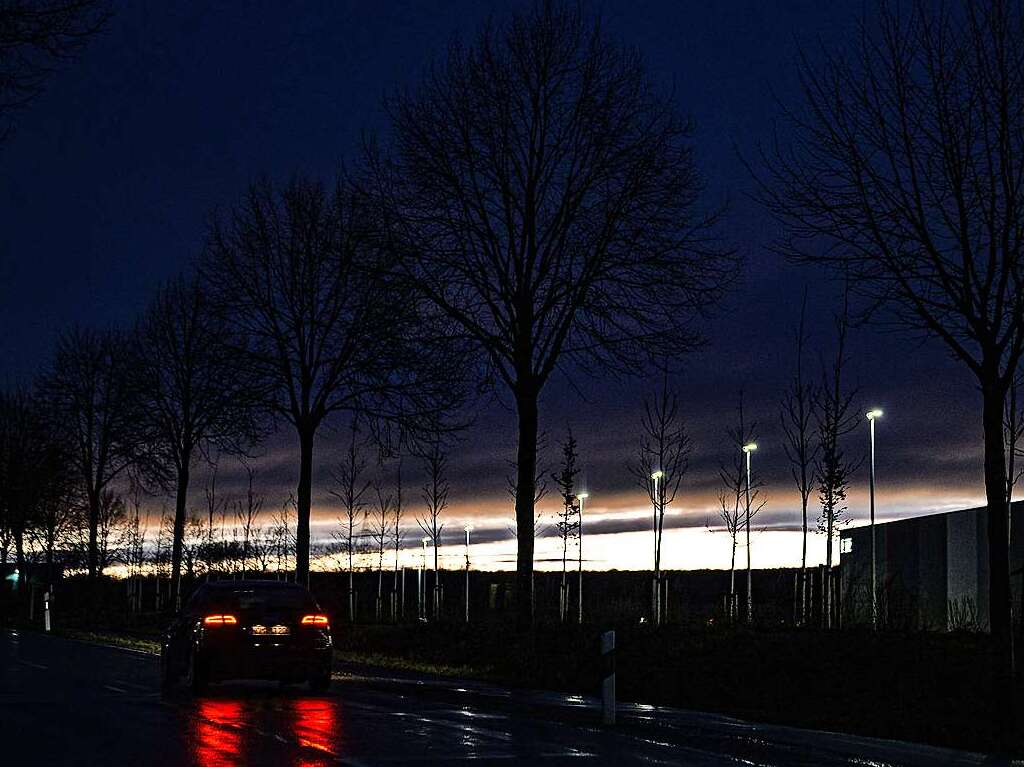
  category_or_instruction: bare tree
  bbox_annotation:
[1005,372,1024,506]
[92,488,125,575]
[551,429,580,622]
[416,433,449,621]
[132,274,259,609]
[203,174,460,587]
[391,447,405,621]
[269,496,296,580]
[367,481,394,621]
[711,487,742,619]
[250,525,273,573]
[629,372,690,624]
[234,463,263,578]
[780,290,819,623]
[717,391,762,622]
[330,417,370,622]
[374,0,735,623]
[0,0,109,144]
[201,463,229,576]
[176,512,206,581]
[815,304,861,628]
[754,0,1024,696]
[41,326,135,580]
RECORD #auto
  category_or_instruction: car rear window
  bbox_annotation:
[211,586,317,612]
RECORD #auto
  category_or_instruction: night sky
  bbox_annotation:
[0,1,983,570]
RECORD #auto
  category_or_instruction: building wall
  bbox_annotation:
[840,501,1022,631]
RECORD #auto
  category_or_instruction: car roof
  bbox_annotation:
[200,579,309,592]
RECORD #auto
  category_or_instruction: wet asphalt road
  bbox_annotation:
[0,629,1010,766]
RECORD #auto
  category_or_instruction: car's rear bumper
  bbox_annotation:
[199,641,331,682]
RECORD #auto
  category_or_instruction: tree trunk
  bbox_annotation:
[729,537,736,621]
[513,388,539,628]
[433,541,440,620]
[348,549,354,623]
[86,486,100,579]
[169,462,190,611]
[982,379,1014,725]
[295,425,314,586]
[800,495,808,624]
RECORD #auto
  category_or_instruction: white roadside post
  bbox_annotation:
[577,492,588,624]
[601,630,616,725]
[44,590,51,633]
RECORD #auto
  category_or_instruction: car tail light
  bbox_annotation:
[203,614,238,625]
[301,614,329,627]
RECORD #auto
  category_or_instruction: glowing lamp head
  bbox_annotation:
[742,442,758,453]
[577,492,589,500]
[650,470,664,480]
[866,408,884,420]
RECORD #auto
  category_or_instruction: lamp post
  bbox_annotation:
[464,526,472,623]
[742,443,757,624]
[650,471,663,623]
[866,408,883,630]
[576,492,588,624]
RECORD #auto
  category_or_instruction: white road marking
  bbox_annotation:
[104,684,127,693]
[17,660,48,670]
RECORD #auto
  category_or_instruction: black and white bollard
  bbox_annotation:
[44,591,51,633]
[601,630,616,725]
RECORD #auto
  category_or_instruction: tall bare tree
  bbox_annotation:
[629,372,690,624]
[204,174,460,586]
[0,0,109,144]
[721,391,762,622]
[234,463,263,578]
[367,481,393,621]
[330,417,371,622]
[41,326,134,580]
[132,274,259,609]
[780,291,819,623]
[1006,372,1024,506]
[374,0,735,623]
[416,433,450,621]
[815,305,861,628]
[391,447,405,620]
[754,0,1024,697]
[552,428,580,622]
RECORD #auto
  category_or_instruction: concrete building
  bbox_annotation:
[840,501,1024,630]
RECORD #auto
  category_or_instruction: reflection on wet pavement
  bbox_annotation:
[189,692,343,767]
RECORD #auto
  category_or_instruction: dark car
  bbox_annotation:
[160,579,332,693]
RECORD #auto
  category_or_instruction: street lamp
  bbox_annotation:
[464,526,472,623]
[576,492,589,624]
[866,408,883,630]
[650,471,663,623]
[742,443,757,623]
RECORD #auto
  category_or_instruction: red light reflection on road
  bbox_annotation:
[192,699,244,767]
[188,694,343,766]
[290,697,341,763]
